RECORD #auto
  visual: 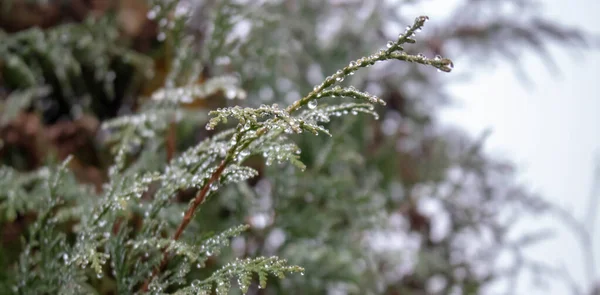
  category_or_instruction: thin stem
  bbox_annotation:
[141,129,247,292]
[140,158,229,292]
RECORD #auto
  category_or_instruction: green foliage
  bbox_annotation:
[0,87,49,126]
[1,0,595,294]
[0,16,152,123]
[0,0,458,292]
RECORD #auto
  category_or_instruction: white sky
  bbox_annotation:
[436,0,600,293]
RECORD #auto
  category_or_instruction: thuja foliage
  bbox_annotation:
[2,0,595,294]
[0,2,455,293]
[0,16,153,123]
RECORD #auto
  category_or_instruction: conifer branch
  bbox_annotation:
[3,1,590,294]
[141,157,228,291]
[141,15,452,292]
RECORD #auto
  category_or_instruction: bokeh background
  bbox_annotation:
[439,0,599,293]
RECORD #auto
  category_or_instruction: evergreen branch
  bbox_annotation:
[142,130,242,291]
[286,16,452,114]
[140,15,452,292]
[0,87,49,125]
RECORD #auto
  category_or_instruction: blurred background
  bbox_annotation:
[0,0,598,294]
[438,0,600,293]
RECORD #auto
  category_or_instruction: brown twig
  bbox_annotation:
[140,159,228,292]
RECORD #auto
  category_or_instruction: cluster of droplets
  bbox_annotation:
[301,44,393,115]
[129,237,165,262]
[206,256,303,295]
[236,272,252,293]
[152,75,245,103]
[130,224,250,284]
[102,110,174,149]
[206,104,285,131]
[222,165,259,184]
[148,281,165,294]
[175,141,227,170]
[130,172,161,199]
[200,225,249,258]
[101,170,162,213]
[234,149,252,162]
[305,85,385,113]
[69,235,110,278]
[262,143,300,165]
[324,102,379,120]
[377,15,454,73]
[398,15,430,44]
[174,165,219,193]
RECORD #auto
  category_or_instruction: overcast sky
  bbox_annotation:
[435,0,599,293]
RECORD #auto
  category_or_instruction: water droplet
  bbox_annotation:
[417,16,429,23]
[417,53,425,59]
[386,41,394,48]
[308,100,317,109]
[434,55,442,61]
[447,61,454,70]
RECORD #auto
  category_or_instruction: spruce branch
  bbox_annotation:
[141,15,452,292]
